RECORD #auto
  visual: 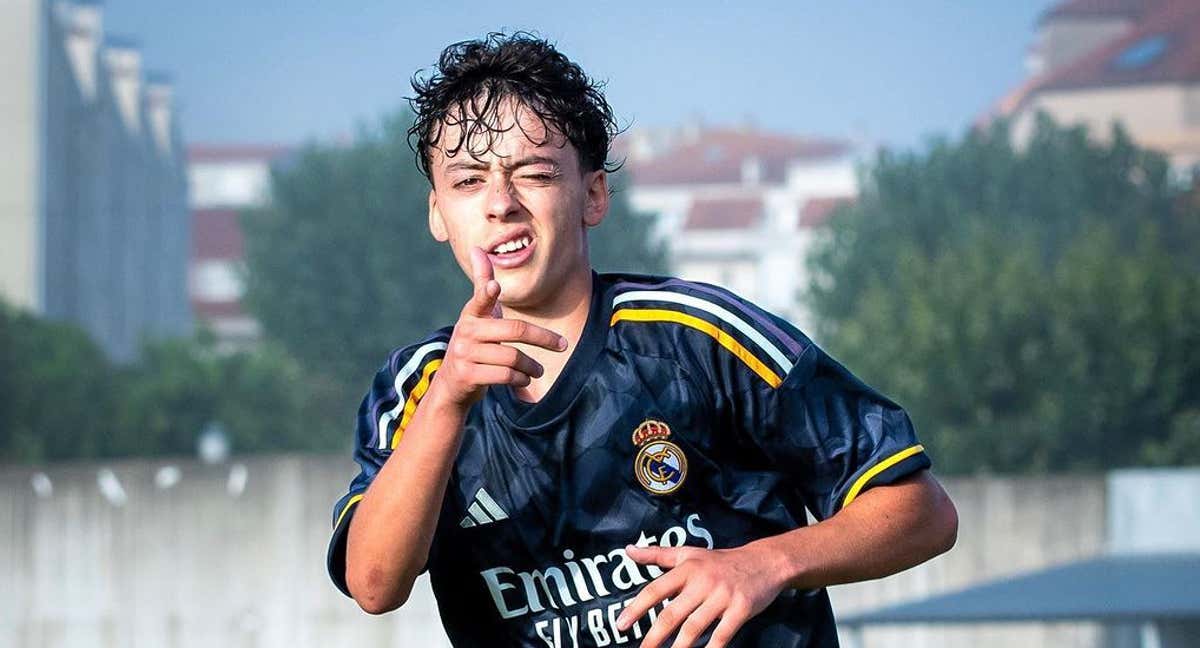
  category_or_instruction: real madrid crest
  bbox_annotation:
[632,420,688,495]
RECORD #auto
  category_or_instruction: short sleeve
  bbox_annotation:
[750,342,930,521]
[325,332,450,597]
[608,279,930,523]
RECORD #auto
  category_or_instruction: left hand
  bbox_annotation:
[616,543,788,648]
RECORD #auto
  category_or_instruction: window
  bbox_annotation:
[1112,34,1169,71]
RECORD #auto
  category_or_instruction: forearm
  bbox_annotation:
[752,471,958,591]
[345,383,466,613]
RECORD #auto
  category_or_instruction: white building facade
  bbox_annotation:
[622,126,858,334]
[0,0,191,362]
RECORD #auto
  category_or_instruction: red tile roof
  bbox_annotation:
[798,196,853,229]
[1039,1,1200,91]
[683,197,763,230]
[622,128,850,186]
[990,0,1200,118]
[192,208,244,260]
[188,144,291,163]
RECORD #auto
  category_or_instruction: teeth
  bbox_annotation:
[492,236,531,254]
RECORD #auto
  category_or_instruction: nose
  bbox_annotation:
[486,175,519,221]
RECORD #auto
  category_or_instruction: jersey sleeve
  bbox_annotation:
[743,337,931,521]
[325,332,450,597]
[614,280,929,522]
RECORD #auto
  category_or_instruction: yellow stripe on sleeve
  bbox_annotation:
[333,493,364,531]
[391,359,443,449]
[610,308,783,388]
[841,444,926,509]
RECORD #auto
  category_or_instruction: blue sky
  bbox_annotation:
[103,0,1054,151]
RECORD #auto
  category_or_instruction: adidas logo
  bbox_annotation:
[460,487,509,528]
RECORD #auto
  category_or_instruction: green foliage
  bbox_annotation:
[588,178,668,275]
[241,114,465,401]
[240,114,465,446]
[808,115,1200,473]
[0,303,313,463]
[112,336,315,457]
[0,302,117,462]
[241,111,666,447]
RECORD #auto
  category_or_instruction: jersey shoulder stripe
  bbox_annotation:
[609,278,807,388]
[376,330,451,450]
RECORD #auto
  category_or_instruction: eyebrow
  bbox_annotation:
[444,155,562,174]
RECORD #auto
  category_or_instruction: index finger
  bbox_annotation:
[464,247,500,318]
[626,544,700,569]
[474,318,568,351]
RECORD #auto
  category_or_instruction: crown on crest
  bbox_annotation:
[632,420,672,447]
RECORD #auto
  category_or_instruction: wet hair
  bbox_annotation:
[407,32,621,185]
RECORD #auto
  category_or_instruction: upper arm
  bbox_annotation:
[325,333,450,597]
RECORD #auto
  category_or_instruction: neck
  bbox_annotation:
[500,267,595,403]
[500,267,594,340]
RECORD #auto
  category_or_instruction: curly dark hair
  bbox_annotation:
[407,32,621,185]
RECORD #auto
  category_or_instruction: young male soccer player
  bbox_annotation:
[327,33,958,647]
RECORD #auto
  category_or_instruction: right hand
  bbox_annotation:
[432,247,568,408]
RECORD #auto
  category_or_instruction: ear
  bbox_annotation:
[583,170,609,228]
[428,189,449,242]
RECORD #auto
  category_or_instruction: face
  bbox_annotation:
[427,102,609,311]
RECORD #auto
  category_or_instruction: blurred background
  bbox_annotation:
[1,1,1198,647]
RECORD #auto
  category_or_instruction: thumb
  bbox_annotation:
[465,247,500,318]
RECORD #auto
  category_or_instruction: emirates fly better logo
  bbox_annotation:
[632,420,687,495]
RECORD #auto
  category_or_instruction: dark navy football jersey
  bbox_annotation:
[327,272,930,647]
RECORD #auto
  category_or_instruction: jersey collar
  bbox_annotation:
[488,271,611,429]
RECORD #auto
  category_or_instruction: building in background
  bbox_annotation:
[620,125,858,332]
[992,0,1200,173]
[188,145,290,351]
[0,0,191,362]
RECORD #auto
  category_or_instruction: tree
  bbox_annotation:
[113,334,315,457]
[242,111,665,447]
[0,301,118,462]
[807,115,1200,473]
[0,296,317,464]
[589,178,667,275]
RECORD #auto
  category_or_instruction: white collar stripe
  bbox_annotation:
[613,290,794,375]
[378,341,449,450]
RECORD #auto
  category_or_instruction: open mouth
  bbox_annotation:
[486,233,536,269]
[491,235,532,255]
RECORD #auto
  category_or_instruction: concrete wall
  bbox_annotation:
[1108,467,1200,554]
[833,475,1107,648]
[0,456,452,648]
[0,457,1121,648]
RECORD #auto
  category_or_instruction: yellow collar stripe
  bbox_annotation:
[841,444,926,509]
[611,308,783,388]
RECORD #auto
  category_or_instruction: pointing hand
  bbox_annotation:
[432,247,568,408]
